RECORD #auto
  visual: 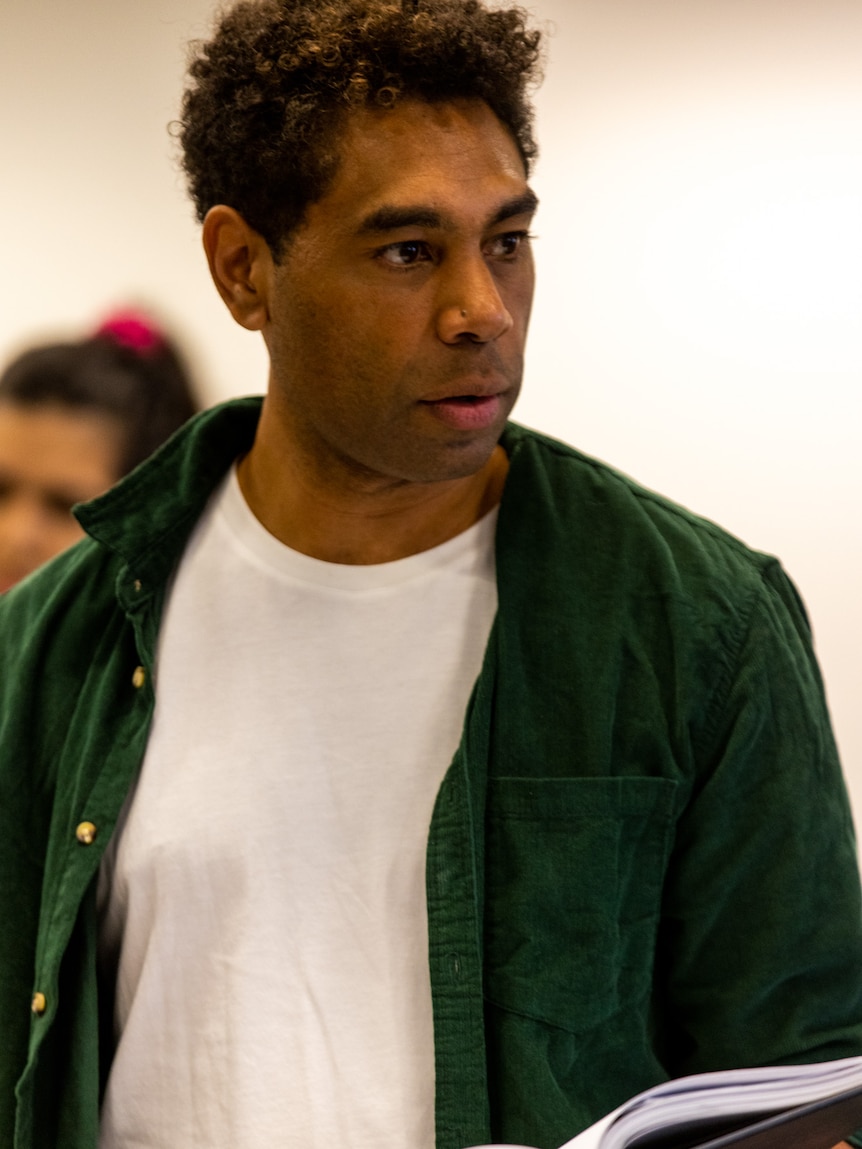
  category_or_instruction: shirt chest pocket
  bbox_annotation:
[483,776,679,1035]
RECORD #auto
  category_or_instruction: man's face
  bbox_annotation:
[260,98,537,489]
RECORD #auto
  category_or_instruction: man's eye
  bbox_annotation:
[488,231,530,258]
[379,241,432,267]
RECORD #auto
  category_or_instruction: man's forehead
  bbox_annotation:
[317,97,533,228]
[338,96,524,164]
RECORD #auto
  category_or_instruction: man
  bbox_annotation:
[1,1,861,1148]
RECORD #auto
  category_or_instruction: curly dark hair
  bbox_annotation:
[179,0,543,258]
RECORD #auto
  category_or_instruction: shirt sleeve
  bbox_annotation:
[652,560,862,1077]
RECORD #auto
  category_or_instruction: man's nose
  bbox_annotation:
[436,255,514,344]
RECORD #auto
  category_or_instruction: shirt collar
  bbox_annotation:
[74,396,263,591]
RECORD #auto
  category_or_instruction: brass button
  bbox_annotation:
[31,992,46,1015]
[132,665,146,690]
[75,821,97,845]
[133,579,142,593]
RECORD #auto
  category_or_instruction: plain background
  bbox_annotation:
[2,0,861,834]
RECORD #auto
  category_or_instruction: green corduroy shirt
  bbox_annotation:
[2,397,862,1149]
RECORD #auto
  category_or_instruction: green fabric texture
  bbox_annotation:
[1,397,861,1149]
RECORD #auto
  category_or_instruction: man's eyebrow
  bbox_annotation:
[488,189,539,228]
[356,189,539,236]
[357,205,444,234]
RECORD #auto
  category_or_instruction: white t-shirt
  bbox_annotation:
[97,467,498,1149]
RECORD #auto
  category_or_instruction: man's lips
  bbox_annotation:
[418,393,504,431]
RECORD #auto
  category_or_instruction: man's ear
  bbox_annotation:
[202,205,273,332]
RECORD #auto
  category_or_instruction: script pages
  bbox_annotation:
[470,1054,862,1149]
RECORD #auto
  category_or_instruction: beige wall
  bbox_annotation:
[3,0,861,830]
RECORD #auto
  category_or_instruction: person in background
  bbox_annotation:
[0,309,198,591]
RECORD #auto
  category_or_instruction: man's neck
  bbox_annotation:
[235,414,508,566]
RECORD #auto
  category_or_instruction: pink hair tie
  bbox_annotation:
[94,309,165,356]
